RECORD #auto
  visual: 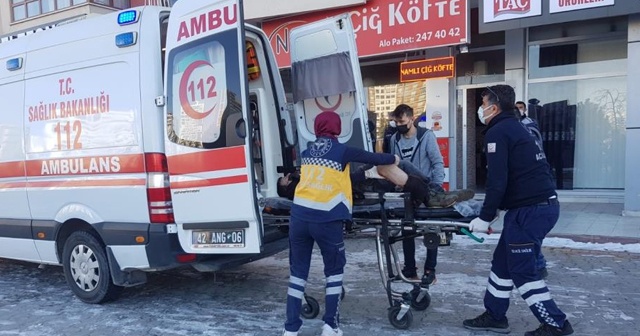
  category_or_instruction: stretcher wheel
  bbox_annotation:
[301,295,320,319]
[410,289,431,311]
[387,306,413,330]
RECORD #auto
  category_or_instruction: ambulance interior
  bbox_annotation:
[244,36,297,199]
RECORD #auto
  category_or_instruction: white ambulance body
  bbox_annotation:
[0,0,372,303]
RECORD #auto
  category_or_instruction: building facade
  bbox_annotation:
[259,0,640,215]
[1,0,639,215]
[0,1,132,38]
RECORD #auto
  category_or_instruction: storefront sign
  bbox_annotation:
[399,57,455,83]
[262,0,468,68]
[483,0,542,23]
[550,0,615,13]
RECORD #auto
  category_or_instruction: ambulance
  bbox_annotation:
[0,0,372,303]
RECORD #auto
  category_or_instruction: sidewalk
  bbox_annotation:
[489,202,640,241]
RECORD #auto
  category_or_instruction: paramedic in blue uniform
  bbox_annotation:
[463,85,574,336]
[283,111,398,336]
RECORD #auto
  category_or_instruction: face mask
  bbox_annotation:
[397,124,410,134]
[518,109,525,116]
[477,105,496,125]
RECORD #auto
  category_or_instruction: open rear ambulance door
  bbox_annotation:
[289,14,372,153]
[163,0,262,254]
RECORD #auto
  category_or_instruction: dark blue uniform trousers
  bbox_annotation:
[484,201,567,328]
[285,218,346,332]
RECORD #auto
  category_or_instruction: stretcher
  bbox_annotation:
[262,192,485,330]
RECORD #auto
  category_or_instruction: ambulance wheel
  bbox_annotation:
[62,231,123,304]
[410,289,431,311]
[388,305,413,329]
[301,295,320,319]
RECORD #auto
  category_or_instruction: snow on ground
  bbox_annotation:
[454,233,640,253]
[0,232,639,336]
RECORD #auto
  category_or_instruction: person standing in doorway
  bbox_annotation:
[283,111,398,336]
[515,101,528,119]
[463,85,573,336]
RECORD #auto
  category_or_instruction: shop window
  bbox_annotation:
[529,77,626,190]
[529,39,626,79]
[528,32,627,190]
[365,82,427,151]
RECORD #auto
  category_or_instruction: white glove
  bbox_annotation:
[364,166,385,179]
[468,217,491,233]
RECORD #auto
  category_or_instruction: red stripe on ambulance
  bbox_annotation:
[0,182,27,189]
[0,161,25,178]
[26,154,145,177]
[167,146,246,175]
[28,178,146,188]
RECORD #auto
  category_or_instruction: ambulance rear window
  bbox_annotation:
[166,29,244,149]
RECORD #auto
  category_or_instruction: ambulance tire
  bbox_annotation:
[62,231,123,304]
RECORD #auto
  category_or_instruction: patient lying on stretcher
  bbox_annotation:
[277,162,474,208]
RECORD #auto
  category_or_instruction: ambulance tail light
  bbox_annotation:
[145,153,174,224]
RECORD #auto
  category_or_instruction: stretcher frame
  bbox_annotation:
[262,192,484,330]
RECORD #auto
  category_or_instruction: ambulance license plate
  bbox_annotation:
[192,230,245,248]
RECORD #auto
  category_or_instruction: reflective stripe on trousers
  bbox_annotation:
[483,202,567,327]
[284,219,346,332]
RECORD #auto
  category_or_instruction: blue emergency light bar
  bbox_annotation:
[117,10,138,25]
[6,57,23,71]
[115,32,138,48]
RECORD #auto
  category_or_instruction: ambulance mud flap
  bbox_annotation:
[106,247,147,287]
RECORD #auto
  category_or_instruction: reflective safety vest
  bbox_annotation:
[293,156,353,214]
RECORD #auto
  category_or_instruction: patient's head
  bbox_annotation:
[277,172,300,200]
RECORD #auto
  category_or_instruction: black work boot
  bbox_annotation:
[463,311,510,333]
[525,320,574,336]
[421,269,437,286]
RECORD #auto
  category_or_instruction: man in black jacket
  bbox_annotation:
[463,85,573,336]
